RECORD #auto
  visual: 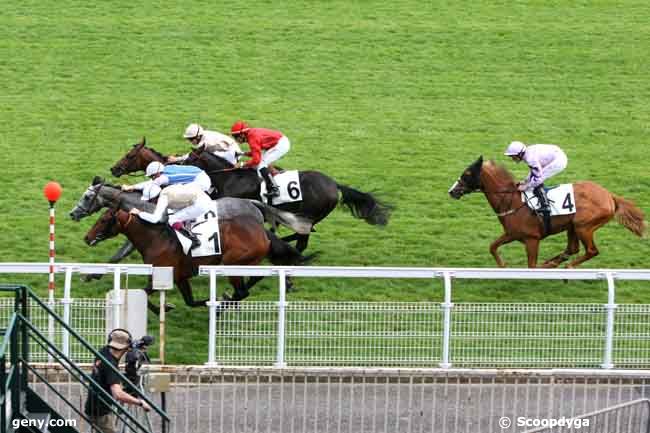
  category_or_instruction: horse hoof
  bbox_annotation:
[165,303,176,312]
[82,274,103,282]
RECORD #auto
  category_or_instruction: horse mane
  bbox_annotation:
[145,145,167,161]
[484,160,516,185]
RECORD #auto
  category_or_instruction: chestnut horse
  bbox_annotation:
[110,138,392,252]
[449,156,646,268]
[84,208,312,312]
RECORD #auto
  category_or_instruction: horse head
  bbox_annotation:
[448,156,484,199]
[84,207,124,246]
[69,178,136,221]
[111,137,167,177]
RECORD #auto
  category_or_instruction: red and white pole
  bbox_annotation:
[43,182,62,300]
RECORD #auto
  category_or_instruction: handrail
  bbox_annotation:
[23,363,96,428]
[522,398,650,432]
[25,322,153,432]
[0,314,17,359]
[198,265,650,280]
[0,263,153,275]
[22,290,169,421]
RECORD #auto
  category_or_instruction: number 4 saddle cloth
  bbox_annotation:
[522,184,576,216]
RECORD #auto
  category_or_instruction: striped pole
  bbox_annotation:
[48,203,56,298]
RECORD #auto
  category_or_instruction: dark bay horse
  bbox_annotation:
[110,138,392,252]
[449,156,646,268]
[85,208,312,312]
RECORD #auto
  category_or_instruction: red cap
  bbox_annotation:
[44,181,63,202]
[231,121,249,135]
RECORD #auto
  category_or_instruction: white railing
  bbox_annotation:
[0,263,152,361]
[199,266,650,369]
[32,365,650,433]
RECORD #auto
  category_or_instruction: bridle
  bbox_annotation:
[451,175,526,217]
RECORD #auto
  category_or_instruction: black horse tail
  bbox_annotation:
[336,184,392,226]
[265,230,317,265]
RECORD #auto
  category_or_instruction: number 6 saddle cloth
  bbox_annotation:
[259,170,303,206]
[522,184,576,216]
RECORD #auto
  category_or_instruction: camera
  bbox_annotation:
[124,335,154,394]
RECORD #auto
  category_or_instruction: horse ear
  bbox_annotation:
[92,176,104,185]
[142,136,146,145]
[478,155,483,163]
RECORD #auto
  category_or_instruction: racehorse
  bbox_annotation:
[110,138,392,252]
[69,177,312,290]
[84,207,312,312]
[448,156,646,268]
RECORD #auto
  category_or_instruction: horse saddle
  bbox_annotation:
[521,184,576,216]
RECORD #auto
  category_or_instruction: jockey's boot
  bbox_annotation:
[260,167,280,198]
[534,185,552,235]
[172,222,201,249]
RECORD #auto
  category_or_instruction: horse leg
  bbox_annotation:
[177,279,210,308]
[144,277,175,313]
[566,228,600,268]
[490,233,516,267]
[295,234,310,253]
[542,227,580,268]
[281,233,299,244]
[229,276,250,302]
[524,238,540,268]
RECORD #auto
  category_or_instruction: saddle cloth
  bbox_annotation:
[260,170,303,205]
[174,201,221,257]
[522,184,576,216]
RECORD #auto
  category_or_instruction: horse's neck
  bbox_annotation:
[121,218,174,256]
[480,167,522,212]
[218,171,260,199]
[99,187,155,212]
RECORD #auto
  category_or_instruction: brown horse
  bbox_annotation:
[449,156,646,268]
[84,208,312,311]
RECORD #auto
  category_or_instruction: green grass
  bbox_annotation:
[1,1,649,364]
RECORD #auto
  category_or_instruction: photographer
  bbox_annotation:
[84,329,151,433]
[124,335,154,395]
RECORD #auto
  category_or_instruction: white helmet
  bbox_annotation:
[504,141,526,156]
[183,123,204,139]
[145,161,165,177]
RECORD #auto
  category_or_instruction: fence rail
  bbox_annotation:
[29,365,650,433]
[199,266,650,369]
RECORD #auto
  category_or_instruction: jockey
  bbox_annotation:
[129,183,210,249]
[122,161,212,199]
[230,120,291,198]
[504,141,568,232]
[168,123,242,166]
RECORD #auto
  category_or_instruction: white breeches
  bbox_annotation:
[190,171,212,193]
[257,136,290,169]
[212,149,239,166]
[168,194,212,226]
[540,153,568,182]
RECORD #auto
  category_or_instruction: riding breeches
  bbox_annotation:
[168,194,212,226]
[258,136,290,169]
[190,171,212,193]
[539,153,567,182]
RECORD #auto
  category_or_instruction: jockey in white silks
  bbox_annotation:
[504,141,568,233]
[167,123,242,166]
[129,183,212,249]
[122,162,212,200]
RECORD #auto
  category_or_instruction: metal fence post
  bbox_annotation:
[275,269,288,368]
[206,269,220,366]
[62,266,73,357]
[439,271,453,368]
[601,272,617,369]
[112,267,122,329]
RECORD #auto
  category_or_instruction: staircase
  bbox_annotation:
[0,285,170,433]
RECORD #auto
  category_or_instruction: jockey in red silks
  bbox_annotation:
[230,121,291,198]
